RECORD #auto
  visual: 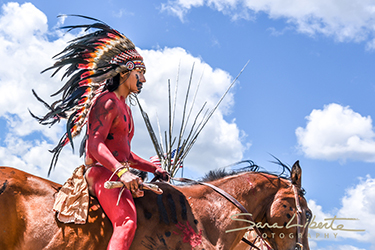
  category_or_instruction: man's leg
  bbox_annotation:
[86,166,137,250]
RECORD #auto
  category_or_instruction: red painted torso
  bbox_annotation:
[85,91,134,168]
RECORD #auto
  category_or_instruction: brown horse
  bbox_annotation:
[0,161,311,250]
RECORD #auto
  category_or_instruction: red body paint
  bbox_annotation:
[174,221,203,248]
[85,91,156,173]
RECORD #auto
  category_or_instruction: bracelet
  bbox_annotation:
[116,162,130,178]
[117,167,129,178]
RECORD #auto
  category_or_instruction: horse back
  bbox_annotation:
[132,183,211,250]
[0,167,213,249]
[0,167,111,250]
[0,167,55,249]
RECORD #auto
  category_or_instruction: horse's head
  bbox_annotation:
[260,161,311,250]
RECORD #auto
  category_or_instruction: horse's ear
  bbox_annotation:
[291,160,302,188]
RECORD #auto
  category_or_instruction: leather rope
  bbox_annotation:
[153,175,304,249]
[173,177,273,250]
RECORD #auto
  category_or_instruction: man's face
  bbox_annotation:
[132,68,146,93]
[120,68,146,94]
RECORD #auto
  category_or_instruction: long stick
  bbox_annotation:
[156,112,165,155]
[196,60,250,136]
[135,96,164,164]
[178,60,250,163]
[173,63,195,171]
[168,79,172,171]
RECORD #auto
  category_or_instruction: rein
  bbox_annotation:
[173,177,305,250]
[107,175,305,249]
[173,177,272,250]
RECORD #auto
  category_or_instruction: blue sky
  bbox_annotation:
[0,1,374,249]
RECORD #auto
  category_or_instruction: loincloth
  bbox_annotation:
[53,165,89,224]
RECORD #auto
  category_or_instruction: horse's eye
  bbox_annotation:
[306,211,312,222]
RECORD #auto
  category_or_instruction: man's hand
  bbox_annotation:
[120,171,142,193]
[154,167,170,182]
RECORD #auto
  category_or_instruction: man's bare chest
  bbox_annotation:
[110,104,133,139]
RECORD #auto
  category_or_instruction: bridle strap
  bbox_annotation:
[172,177,305,250]
[173,177,273,250]
[241,235,261,250]
[292,185,304,249]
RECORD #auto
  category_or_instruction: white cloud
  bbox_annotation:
[296,103,375,162]
[0,2,245,183]
[308,175,374,248]
[161,0,203,21]
[0,133,82,184]
[0,2,75,142]
[161,0,375,49]
[0,2,47,41]
[338,175,375,242]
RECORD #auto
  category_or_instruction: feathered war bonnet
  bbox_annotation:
[30,15,146,175]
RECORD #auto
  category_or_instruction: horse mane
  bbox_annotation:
[200,160,259,182]
[199,157,292,182]
[198,157,307,195]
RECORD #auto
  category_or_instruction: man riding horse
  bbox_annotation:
[27,15,312,250]
[31,16,169,250]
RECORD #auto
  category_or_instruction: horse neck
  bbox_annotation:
[212,172,282,220]
[191,172,284,248]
